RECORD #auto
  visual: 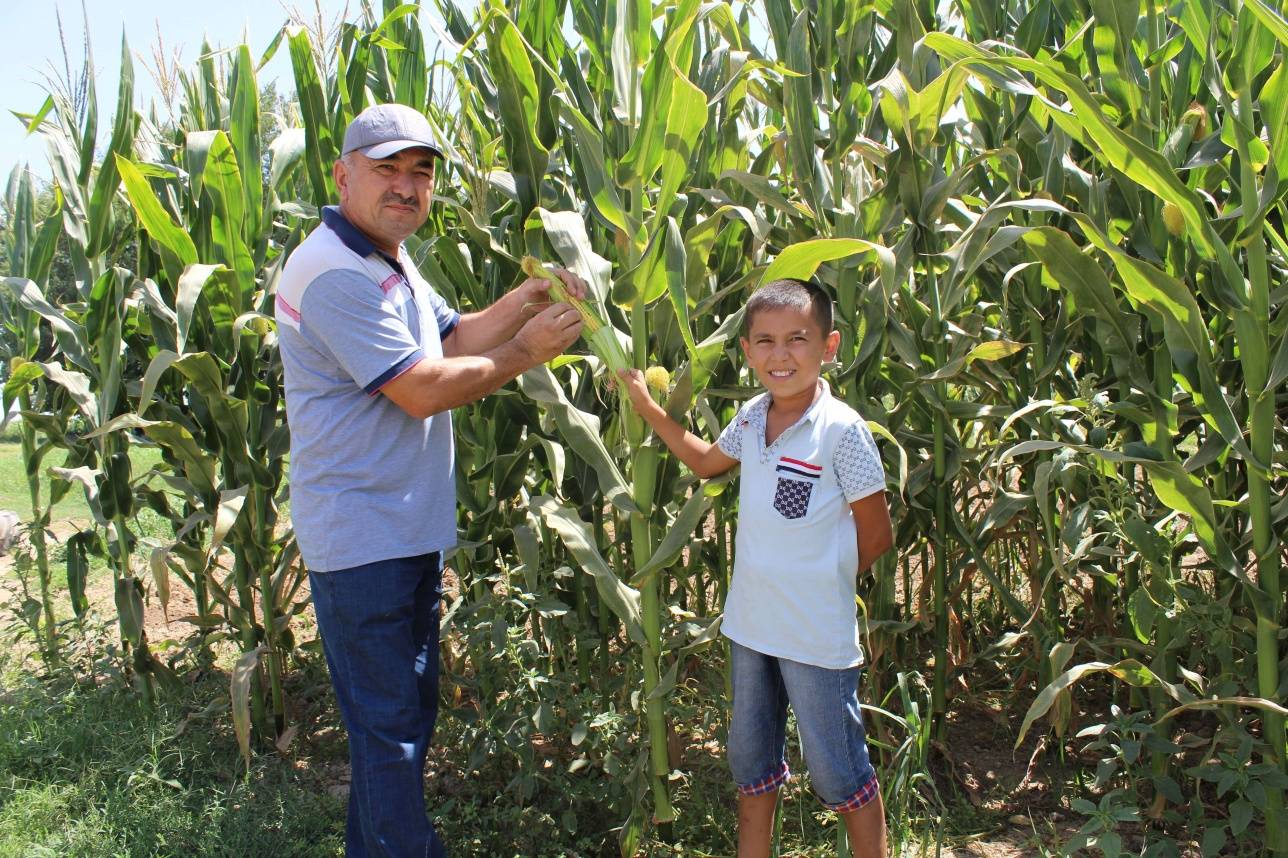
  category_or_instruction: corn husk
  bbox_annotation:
[521,256,631,373]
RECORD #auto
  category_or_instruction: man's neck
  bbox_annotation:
[336,205,401,258]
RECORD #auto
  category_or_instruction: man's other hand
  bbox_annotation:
[516,302,583,365]
[518,266,589,316]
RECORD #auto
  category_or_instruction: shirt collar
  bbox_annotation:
[322,205,406,277]
[749,378,831,425]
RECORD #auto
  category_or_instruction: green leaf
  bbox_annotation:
[1141,461,1241,585]
[196,131,255,308]
[557,99,637,239]
[783,11,820,217]
[115,156,199,284]
[617,0,702,186]
[925,34,1244,299]
[631,489,711,586]
[176,265,227,354]
[965,340,1026,364]
[287,27,336,209]
[114,576,145,647]
[38,362,97,427]
[761,238,895,297]
[229,46,263,243]
[663,217,697,360]
[2,361,45,416]
[211,485,249,558]
[1016,659,1194,747]
[230,645,265,773]
[652,54,706,221]
[532,495,644,645]
[516,366,637,513]
[86,34,134,258]
[485,9,549,220]
[1021,227,1141,382]
[1244,0,1288,49]
[5,277,91,372]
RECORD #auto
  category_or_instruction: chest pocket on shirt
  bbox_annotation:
[773,476,814,519]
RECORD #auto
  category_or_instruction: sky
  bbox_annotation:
[2,1,434,185]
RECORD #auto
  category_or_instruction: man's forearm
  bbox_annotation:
[381,338,535,418]
[444,289,532,356]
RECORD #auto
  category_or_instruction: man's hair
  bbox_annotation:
[744,278,833,335]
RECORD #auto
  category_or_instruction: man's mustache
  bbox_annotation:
[381,192,418,206]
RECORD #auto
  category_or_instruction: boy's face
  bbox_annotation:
[739,304,840,402]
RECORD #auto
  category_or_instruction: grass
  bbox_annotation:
[0,650,345,858]
[0,642,923,858]
[0,421,164,527]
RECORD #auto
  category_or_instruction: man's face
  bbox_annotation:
[333,148,437,254]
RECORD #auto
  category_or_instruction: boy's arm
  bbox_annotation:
[617,369,738,479]
[850,493,893,573]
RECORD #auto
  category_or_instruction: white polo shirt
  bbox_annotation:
[716,380,887,669]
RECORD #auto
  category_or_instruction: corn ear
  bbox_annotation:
[644,366,670,392]
[521,256,631,373]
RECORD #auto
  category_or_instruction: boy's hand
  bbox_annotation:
[616,368,655,413]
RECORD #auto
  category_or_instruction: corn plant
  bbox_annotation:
[5,0,1285,852]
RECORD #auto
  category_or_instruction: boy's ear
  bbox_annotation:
[738,336,750,357]
[824,330,841,361]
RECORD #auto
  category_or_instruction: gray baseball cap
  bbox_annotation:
[341,104,444,159]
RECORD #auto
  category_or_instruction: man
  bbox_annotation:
[275,103,585,857]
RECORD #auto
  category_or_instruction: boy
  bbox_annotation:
[618,278,894,858]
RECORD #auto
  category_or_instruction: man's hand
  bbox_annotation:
[515,302,584,365]
[518,267,589,317]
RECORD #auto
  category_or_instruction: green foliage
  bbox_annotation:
[1,0,1285,853]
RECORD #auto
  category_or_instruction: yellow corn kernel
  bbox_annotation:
[644,366,670,392]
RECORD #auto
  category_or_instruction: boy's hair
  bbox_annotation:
[744,278,833,335]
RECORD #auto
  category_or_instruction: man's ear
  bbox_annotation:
[332,158,348,201]
[739,336,750,359]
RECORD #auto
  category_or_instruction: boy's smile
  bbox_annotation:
[740,305,841,411]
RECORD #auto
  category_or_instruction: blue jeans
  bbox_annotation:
[310,553,447,857]
[727,640,879,810]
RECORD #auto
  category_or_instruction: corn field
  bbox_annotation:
[2,0,1286,854]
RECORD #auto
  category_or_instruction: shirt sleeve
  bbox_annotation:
[716,404,748,461]
[834,420,886,502]
[299,268,425,393]
[424,285,460,338]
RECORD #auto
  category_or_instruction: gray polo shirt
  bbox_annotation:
[276,207,460,571]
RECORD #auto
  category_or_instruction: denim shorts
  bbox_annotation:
[727,640,879,811]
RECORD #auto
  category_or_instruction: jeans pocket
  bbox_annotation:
[773,476,813,519]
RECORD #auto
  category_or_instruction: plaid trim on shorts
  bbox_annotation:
[736,760,791,796]
[823,776,880,812]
